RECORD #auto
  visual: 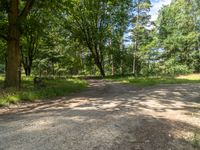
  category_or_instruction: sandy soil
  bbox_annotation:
[0,80,200,150]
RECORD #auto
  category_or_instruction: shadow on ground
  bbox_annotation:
[0,80,200,150]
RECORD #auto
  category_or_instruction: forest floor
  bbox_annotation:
[0,80,200,150]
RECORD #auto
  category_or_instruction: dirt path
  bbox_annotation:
[0,80,200,150]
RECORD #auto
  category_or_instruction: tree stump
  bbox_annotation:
[33,77,45,88]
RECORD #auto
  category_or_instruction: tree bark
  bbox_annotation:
[111,54,115,76]
[22,56,33,76]
[5,0,21,88]
[25,67,31,76]
[88,45,106,77]
[94,57,105,77]
[97,63,105,77]
[132,42,136,75]
[5,0,35,88]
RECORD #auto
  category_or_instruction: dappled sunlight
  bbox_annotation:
[73,106,98,111]
[177,74,200,80]
[0,81,200,149]
[0,0,200,148]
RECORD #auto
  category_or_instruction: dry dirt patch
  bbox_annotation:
[0,80,200,150]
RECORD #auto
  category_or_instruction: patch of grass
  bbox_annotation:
[106,74,200,87]
[0,76,87,106]
[191,131,200,148]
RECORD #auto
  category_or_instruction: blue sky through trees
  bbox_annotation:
[150,0,172,21]
[124,0,172,45]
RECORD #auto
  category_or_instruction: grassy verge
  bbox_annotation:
[191,131,200,148]
[0,76,87,106]
[106,74,200,86]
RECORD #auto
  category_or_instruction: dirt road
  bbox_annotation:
[0,80,200,150]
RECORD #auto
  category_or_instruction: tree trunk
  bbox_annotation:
[132,42,136,76]
[89,46,106,77]
[97,63,105,77]
[25,67,31,76]
[120,36,123,75]
[23,57,32,76]
[132,0,140,77]
[5,0,21,88]
[94,57,105,77]
[111,54,115,76]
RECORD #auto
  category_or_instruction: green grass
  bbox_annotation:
[190,131,200,148]
[106,74,200,87]
[0,76,87,106]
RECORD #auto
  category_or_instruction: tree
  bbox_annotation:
[64,0,131,77]
[3,0,35,88]
[157,0,200,73]
[107,0,132,75]
[21,10,41,76]
[131,0,152,76]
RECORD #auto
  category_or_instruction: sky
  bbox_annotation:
[150,0,172,21]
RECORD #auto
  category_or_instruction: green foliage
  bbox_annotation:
[62,0,132,76]
[0,0,199,86]
[0,76,87,106]
[190,131,200,148]
[159,58,193,75]
[131,0,152,75]
[0,38,6,65]
[157,0,200,73]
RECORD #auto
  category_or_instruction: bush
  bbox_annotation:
[159,58,193,76]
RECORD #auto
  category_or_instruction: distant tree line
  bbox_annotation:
[0,0,199,88]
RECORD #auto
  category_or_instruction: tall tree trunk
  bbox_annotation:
[5,0,21,88]
[97,63,105,77]
[198,39,200,73]
[25,67,31,76]
[23,57,32,76]
[89,46,106,77]
[120,37,123,75]
[94,57,105,77]
[111,54,115,76]
[27,65,31,76]
[132,0,140,77]
[132,41,137,76]
[4,0,35,88]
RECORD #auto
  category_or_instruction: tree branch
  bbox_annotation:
[19,0,35,20]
